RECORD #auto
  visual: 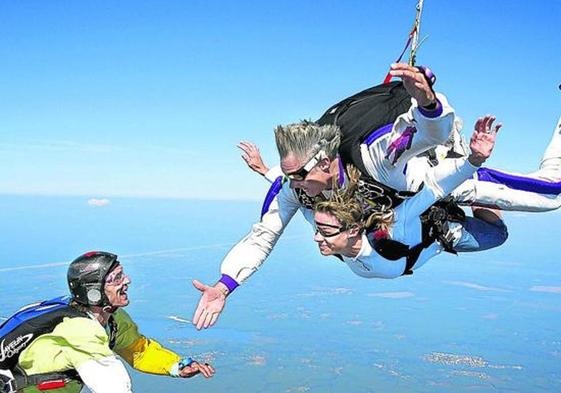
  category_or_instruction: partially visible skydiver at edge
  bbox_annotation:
[0,252,215,393]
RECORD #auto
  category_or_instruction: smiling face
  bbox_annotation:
[104,264,131,307]
[313,210,357,256]
[281,153,335,197]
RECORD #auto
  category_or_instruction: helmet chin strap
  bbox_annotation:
[98,290,119,314]
[87,303,119,326]
[99,282,119,312]
[101,296,119,314]
[102,305,119,314]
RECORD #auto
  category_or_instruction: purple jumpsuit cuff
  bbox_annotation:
[219,274,239,293]
[417,98,443,118]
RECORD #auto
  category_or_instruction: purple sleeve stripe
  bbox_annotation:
[417,99,443,118]
[337,157,345,187]
[219,274,239,293]
[364,123,394,146]
[477,167,561,195]
[261,176,284,219]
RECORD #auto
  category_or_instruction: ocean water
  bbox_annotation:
[1,195,561,392]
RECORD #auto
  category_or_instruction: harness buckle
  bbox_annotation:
[358,179,385,197]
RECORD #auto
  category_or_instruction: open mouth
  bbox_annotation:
[117,285,129,302]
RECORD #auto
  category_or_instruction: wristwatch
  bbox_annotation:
[178,357,195,370]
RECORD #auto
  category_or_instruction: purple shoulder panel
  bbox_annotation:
[261,176,284,219]
[477,167,561,195]
[364,123,394,146]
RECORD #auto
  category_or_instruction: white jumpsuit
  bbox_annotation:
[219,95,457,287]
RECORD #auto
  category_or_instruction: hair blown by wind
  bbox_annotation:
[314,165,394,233]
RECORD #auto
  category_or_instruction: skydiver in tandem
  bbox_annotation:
[242,114,505,278]
[191,62,561,329]
[191,63,461,330]
[241,110,561,277]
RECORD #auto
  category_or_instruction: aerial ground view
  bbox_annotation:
[0,1,560,392]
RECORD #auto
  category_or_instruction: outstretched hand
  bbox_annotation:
[389,63,436,108]
[192,280,226,330]
[468,115,502,167]
[238,141,269,176]
[179,361,215,378]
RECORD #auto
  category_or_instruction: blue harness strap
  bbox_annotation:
[261,176,285,219]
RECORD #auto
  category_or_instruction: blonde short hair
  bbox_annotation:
[274,120,341,162]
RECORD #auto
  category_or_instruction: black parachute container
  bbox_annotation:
[316,80,412,176]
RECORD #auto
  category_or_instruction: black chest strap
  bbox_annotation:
[294,170,417,214]
[370,199,466,276]
[294,188,320,210]
[9,365,82,392]
[108,314,118,350]
[356,176,418,212]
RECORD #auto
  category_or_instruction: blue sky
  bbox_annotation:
[0,0,560,200]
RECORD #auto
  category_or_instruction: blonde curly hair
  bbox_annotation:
[314,165,394,233]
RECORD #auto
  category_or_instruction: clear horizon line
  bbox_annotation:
[0,191,263,202]
[0,236,301,273]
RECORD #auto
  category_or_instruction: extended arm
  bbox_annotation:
[405,115,501,217]
[346,116,501,277]
[192,181,302,329]
[112,310,214,378]
[383,64,456,168]
[363,66,457,190]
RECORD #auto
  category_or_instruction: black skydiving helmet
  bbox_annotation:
[67,251,120,307]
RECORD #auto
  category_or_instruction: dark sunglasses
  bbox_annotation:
[314,221,348,238]
[286,150,327,181]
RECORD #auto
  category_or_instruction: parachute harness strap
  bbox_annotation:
[382,25,418,84]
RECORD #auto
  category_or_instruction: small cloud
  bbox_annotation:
[87,198,111,207]
[297,287,353,297]
[368,291,415,299]
[481,313,499,320]
[530,286,561,294]
[329,287,353,295]
[443,280,509,292]
[167,338,208,346]
[286,386,310,393]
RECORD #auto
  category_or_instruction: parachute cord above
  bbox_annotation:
[383,0,425,84]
